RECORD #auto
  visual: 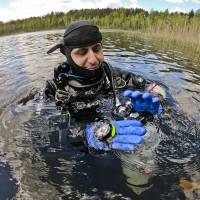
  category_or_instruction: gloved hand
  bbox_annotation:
[86,120,146,151]
[123,90,163,115]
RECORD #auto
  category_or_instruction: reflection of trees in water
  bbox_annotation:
[0,162,18,199]
[2,99,199,199]
[22,105,200,199]
[103,31,146,53]
[22,108,139,199]
[155,108,200,199]
[113,106,200,199]
[157,107,200,170]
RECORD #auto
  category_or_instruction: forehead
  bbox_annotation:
[72,43,101,50]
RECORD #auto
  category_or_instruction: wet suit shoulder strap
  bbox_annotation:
[102,62,117,107]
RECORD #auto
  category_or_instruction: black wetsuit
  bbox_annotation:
[44,61,148,117]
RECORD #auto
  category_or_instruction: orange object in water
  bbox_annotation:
[143,170,150,176]
[180,179,200,191]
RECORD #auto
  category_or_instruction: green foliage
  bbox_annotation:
[0,8,200,42]
[188,9,194,19]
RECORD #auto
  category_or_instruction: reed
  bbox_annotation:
[143,32,200,70]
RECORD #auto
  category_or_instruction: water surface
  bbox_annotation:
[0,30,200,200]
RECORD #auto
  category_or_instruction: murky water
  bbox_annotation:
[0,30,200,200]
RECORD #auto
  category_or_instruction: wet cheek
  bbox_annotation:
[73,56,87,66]
[78,58,87,66]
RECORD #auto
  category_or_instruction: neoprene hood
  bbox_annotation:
[47,20,102,54]
[63,20,102,48]
[47,20,104,80]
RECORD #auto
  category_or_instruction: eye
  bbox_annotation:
[76,48,88,55]
[92,43,102,53]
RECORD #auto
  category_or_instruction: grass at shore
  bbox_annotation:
[111,29,200,69]
[145,31,200,70]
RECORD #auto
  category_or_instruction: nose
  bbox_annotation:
[87,48,99,67]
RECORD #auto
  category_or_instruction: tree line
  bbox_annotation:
[0,8,200,37]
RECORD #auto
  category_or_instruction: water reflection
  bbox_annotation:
[0,30,200,199]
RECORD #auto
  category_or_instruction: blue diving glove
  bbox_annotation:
[86,120,146,151]
[123,90,163,115]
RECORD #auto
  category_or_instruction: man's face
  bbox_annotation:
[70,43,104,70]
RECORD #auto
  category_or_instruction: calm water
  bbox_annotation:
[0,30,200,200]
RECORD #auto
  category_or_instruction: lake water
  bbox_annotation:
[0,30,200,200]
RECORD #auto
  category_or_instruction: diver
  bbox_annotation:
[43,20,168,197]
[45,20,166,152]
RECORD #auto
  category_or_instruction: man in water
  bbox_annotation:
[44,20,166,196]
[45,20,165,152]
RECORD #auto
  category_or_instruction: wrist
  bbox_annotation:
[147,82,166,103]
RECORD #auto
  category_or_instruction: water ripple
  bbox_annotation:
[0,30,200,199]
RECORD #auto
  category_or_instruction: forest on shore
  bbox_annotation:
[0,8,200,43]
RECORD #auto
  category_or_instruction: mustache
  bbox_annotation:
[84,62,101,70]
